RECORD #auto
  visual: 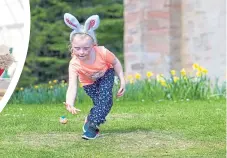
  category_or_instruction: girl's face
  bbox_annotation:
[71,34,94,61]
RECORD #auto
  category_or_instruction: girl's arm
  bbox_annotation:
[113,57,125,97]
[64,65,81,114]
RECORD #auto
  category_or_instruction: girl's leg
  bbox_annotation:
[83,82,99,123]
[96,68,115,125]
[83,68,115,126]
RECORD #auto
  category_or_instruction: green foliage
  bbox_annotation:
[9,73,226,105]
[19,0,123,87]
[11,84,67,104]
[162,75,212,100]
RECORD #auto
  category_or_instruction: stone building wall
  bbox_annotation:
[124,0,226,81]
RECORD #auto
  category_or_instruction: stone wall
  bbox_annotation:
[181,0,226,81]
[124,0,226,81]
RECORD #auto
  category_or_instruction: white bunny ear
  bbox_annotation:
[64,13,81,30]
[84,15,100,32]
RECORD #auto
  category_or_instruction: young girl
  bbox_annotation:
[63,13,125,140]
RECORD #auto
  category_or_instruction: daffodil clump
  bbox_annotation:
[12,79,70,104]
[10,64,225,104]
[121,63,225,101]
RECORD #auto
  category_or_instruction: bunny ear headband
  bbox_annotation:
[64,13,100,42]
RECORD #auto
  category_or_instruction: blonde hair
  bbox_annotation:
[68,33,97,56]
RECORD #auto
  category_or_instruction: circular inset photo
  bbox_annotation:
[0,0,30,112]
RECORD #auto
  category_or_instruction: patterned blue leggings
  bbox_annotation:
[83,68,115,126]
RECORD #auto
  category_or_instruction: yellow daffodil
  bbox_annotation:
[129,79,134,84]
[156,74,165,82]
[48,81,52,84]
[170,70,176,76]
[203,69,208,74]
[160,80,167,87]
[34,85,39,89]
[180,68,186,76]
[135,73,141,80]
[196,71,202,77]
[173,76,179,83]
[197,66,203,72]
[146,71,153,78]
[53,80,58,84]
[192,63,199,70]
[200,67,208,74]
[156,74,161,82]
[127,75,133,80]
[20,87,24,91]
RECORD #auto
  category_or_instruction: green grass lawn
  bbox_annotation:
[0,99,225,158]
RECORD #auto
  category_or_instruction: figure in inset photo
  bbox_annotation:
[0,44,16,100]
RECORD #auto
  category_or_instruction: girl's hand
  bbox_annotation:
[63,102,81,114]
[117,82,125,98]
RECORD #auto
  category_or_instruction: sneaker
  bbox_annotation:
[83,117,99,133]
[82,122,99,140]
